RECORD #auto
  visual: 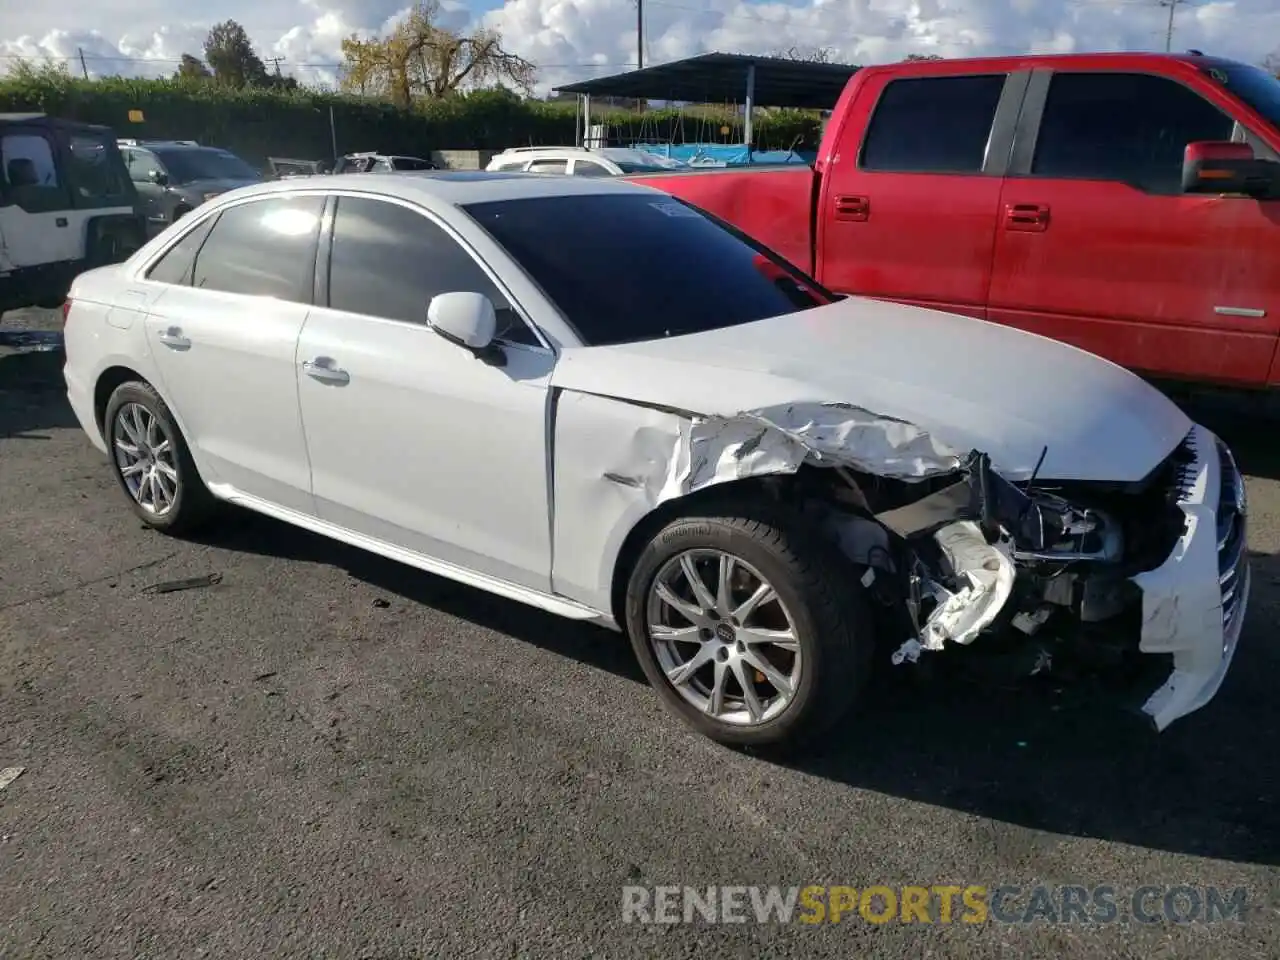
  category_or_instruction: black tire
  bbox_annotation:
[624,504,875,751]
[103,380,216,535]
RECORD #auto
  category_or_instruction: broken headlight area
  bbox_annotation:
[784,442,1192,678]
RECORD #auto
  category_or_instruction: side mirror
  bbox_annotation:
[428,291,498,352]
[149,169,169,186]
[1181,141,1278,198]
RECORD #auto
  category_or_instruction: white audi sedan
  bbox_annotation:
[63,172,1248,751]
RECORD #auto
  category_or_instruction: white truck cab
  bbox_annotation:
[0,113,144,315]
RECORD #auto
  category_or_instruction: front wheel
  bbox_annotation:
[624,506,875,750]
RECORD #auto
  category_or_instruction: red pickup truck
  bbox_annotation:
[628,52,1280,389]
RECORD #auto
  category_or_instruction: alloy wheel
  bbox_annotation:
[645,549,802,726]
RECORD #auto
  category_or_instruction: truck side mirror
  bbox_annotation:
[148,169,169,187]
[1181,141,1278,198]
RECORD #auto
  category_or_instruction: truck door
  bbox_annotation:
[988,69,1280,387]
[817,69,1027,320]
[0,124,79,267]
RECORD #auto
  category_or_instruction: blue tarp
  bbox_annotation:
[632,142,815,167]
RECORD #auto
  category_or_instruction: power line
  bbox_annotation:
[0,52,636,71]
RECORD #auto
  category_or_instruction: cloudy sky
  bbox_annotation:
[0,0,1277,96]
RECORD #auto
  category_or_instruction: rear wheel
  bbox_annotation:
[104,381,215,535]
[624,505,874,750]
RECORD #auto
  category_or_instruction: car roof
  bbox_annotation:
[207,170,661,206]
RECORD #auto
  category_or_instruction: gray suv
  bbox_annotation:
[118,140,262,233]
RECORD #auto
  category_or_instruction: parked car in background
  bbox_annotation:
[118,139,262,232]
[486,146,687,176]
[335,152,439,173]
[629,51,1280,391]
[0,113,143,316]
[61,172,1247,751]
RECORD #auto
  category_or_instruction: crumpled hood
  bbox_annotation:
[551,296,1192,483]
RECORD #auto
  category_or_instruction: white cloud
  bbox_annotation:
[1,0,1277,96]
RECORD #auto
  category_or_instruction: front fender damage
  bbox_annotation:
[586,397,1224,731]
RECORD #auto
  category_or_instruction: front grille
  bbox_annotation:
[1215,438,1247,636]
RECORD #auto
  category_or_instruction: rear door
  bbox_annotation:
[817,69,1027,319]
[988,69,1280,386]
[139,194,323,513]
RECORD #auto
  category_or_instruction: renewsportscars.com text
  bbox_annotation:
[621,884,1249,926]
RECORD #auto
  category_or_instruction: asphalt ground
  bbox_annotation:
[1,307,1278,958]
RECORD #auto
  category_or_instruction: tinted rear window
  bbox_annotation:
[462,194,830,347]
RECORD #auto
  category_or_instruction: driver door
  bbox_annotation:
[296,194,555,590]
[122,148,169,230]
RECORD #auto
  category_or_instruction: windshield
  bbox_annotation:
[1201,61,1280,130]
[462,194,832,347]
[155,148,260,184]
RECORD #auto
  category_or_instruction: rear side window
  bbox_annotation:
[528,159,568,174]
[146,214,218,285]
[326,196,539,346]
[1031,72,1235,193]
[860,75,1007,173]
[190,195,324,301]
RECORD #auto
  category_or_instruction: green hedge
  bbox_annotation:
[0,74,821,164]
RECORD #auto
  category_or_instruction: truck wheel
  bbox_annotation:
[624,505,874,750]
[103,381,216,535]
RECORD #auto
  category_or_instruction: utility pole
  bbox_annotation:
[264,55,285,76]
[636,0,644,70]
[77,47,89,80]
[1159,0,1188,53]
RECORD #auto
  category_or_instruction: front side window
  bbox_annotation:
[125,149,164,183]
[860,74,1007,173]
[1031,72,1234,193]
[463,194,832,347]
[190,195,324,301]
[326,196,539,346]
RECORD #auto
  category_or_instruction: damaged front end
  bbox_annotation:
[659,403,1247,732]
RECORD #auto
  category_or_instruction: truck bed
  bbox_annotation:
[624,165,817,274]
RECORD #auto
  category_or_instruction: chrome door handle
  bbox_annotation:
[302,357,350,385]
[156,326,191,349]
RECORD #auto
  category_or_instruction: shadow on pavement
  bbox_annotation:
[197,507,1280,868]
[0,348,79,440]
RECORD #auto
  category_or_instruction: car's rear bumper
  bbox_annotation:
[1132,423,1249,730]
[64,360,107,455]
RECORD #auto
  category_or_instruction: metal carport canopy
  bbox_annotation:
[552,52,859,110]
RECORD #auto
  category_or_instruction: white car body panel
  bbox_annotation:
[296,305,556,590]
[552,296,1194,484]
[142,283,315,514]
[61,171,1249,737]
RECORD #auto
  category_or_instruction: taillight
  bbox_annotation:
[62,298,72,325]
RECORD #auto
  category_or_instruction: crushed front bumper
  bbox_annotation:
[1132,423,1249,731]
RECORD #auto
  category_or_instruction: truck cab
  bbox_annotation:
[632,53,1280,390]
[0,114,144,315]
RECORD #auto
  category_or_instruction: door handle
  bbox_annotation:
[1005,203,1050,232]
[156,326,191,349]
[833,194,870,222]
[302,357,350,385]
